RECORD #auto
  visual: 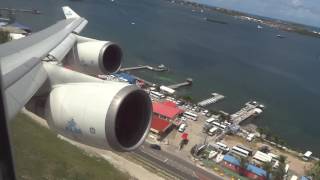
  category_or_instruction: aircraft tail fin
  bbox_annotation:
[62,6,80,19]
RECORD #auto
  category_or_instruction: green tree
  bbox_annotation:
[239,157,249,176]
[0,30,11,43]
[307,161,320,180]
[181,95,193,102]
[272,155,287,180]
[278,155,287,164]
[263,162,273,180]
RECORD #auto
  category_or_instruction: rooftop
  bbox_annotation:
[152,101,184,119]
[304,151,312,157]
[223,154,267,177]
[150,115,171,133]
[253,151,272,163]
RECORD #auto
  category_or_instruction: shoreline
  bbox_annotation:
[166,0,320,38]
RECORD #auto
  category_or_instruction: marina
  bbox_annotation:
[197,93,225,107]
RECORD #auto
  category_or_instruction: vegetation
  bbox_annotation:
[179,139,188,150]
[257,127,286,146]
[272,155,287,180]
[0,30,11,43]
[9,113,129,180]
[262,162,273,180]
[307,161,320,180]
[239,157,249,176]
[180,95,193,102]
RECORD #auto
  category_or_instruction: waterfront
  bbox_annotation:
[3,0,320,155]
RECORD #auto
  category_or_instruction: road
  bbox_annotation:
[132,143,225,180]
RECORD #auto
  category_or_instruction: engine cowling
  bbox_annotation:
[45,82,152,151]
[76,40,122,74]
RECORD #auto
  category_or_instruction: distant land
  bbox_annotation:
[166,0,320,38]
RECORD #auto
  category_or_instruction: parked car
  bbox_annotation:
[180,116,186,121]
[202,123,213,133]
[178,123,187,132]
[150,144,161,150]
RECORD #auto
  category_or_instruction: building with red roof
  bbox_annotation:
[152,101,184,121]
[150,101,184,136]
[150,115,171,134]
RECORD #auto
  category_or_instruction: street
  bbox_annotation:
[132,143,225,180]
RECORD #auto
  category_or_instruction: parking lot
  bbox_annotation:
[149,100,224,162]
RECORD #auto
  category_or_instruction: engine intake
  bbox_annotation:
[76,40,122,74]
[46,82,152,151]
[101,43,122,73]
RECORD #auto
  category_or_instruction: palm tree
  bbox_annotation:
[273,155,287,180]
[278,155,287,164]
[262,162,273,180]
[0,30,11,43]
[239,157,249,176]
[307,161,320,180]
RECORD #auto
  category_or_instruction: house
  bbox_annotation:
[150,101,184,136]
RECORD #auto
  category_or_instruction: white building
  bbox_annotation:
[253,151,272,165]
[303,151,312,161]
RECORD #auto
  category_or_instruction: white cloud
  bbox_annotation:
[291,0,303,7]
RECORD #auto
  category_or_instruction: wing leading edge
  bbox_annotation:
[0,7,87,120]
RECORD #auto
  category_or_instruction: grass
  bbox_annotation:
[9,113,129,180]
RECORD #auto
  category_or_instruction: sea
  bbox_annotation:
[3,0,320,156]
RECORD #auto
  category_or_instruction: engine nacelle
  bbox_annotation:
[76,40,122,74]
[45,82,152,151]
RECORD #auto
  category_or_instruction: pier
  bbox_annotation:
[197,93,225,107]
[131,75,155,87]
[231,101,264,125]
[167,78,193,89]
[120,64,168,72]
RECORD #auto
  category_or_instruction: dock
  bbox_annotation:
[231,101,264,125]
[131,75,155,87]
[120,64,168,72]
[167,78,193,89]
[197,93,225,107]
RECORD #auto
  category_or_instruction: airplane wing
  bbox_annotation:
[0,7,87,120]
[0,6,152,154]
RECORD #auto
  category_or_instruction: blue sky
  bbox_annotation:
[192,0,320,27]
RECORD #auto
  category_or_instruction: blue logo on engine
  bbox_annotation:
[65,119,82,134]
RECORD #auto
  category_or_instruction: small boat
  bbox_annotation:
[276,34,285,38]
[257,25,263,29]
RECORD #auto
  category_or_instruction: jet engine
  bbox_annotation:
[45,82,152,151]
[76,40,122,74]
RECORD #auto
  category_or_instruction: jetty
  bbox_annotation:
[197,93,225,107]
[131,75,155,87]
[120,64,168,72]
[231,101,264,125]
[167,78,193,89]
